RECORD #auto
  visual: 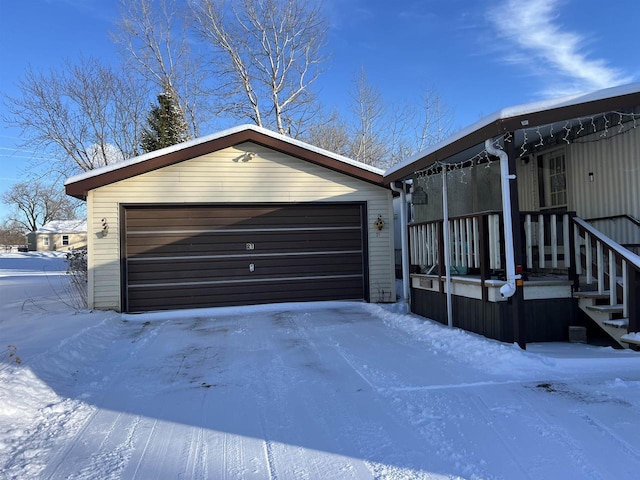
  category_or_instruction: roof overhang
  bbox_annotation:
[384,83,640,184]
[65,125,386,200]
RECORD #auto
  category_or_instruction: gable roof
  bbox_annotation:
[65,124,385,200]
[385,83,640,183]
[36,219,87,234]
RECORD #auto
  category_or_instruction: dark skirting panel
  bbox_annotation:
[411,288,577,343]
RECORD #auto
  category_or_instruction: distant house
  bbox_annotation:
[27,220,88,252]
[387,83,640,349]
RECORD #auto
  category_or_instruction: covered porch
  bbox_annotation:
[386,83,640,349]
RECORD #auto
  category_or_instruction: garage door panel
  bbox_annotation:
[126,207,362,231]
[127,278,364,311]
[127,253,364,284]
[125,230,363,257]
[124,204,367,312]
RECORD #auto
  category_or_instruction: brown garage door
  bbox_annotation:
[123,203,367,312]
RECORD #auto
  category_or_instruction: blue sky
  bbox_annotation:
[1,0,639,220]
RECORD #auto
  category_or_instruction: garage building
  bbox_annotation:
[65,125,395,312]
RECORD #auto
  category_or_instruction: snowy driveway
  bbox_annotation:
[2,254,640,479]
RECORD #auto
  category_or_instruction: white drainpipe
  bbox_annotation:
[485,139,520,298]
[390,181,410,306]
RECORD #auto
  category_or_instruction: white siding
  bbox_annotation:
[568,125,639,220]
[516,126,639,244]
[516,156,539,212]
[88,142,395,311]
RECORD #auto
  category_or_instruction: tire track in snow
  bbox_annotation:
[35,319,166,479]
[285,312,443,479]
[327,323,506,479]
[468,392,534,479]
[65,415,142,480]
[514,389,605,480]
[260,417,279,480]
[253,311,370,479]
[181,424,209,480]
[129,418,159,479]
[181,364,213,480]
[574,410,640,462]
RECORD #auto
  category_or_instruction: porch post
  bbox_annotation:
[628,264,640,338]
[478,214,489,302]
[506,135,527,349]
[442,167,453,328]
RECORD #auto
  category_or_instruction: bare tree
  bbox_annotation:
[307,73,454,169]
[348,68,389,166]
[0,220,27,249]
[413,86,454,152]
[113,0,205,137]
[305,110,351,157]
[2,180,79,232]
[190,0,328,136]
[382,87,454,166]
[3,57,147,175]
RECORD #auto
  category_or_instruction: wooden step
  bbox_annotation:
[603,318,629,328]
[621,333,640,346]
[586,304,624,314]
[573,291,611,300]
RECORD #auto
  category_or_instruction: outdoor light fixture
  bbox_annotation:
[374,215,385,231]
[233,152,257,163]
[100,218,109,237]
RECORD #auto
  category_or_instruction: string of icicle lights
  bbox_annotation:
[413,110,639,183]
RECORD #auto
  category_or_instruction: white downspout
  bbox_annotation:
[390,181,410,308]
[485,139,519,298]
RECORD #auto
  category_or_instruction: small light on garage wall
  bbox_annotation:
[373,215,385,231]
[97,218,109,238]
[233,151,257,162]
[588,172,594,182]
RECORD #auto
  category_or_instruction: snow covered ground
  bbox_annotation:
[1,253,639,479]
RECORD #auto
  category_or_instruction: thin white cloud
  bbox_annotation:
[488,0,631,94]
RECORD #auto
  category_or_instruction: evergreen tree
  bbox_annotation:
[140,88,189,153]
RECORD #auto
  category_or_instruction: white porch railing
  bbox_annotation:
[409,211,573,274]
[572,217,640,343]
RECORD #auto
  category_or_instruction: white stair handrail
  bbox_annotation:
[573,217,640,270]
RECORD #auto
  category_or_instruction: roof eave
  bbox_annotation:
[65,128,386,200]
[384,88,640,184]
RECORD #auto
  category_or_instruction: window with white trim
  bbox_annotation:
[539,150,567,209]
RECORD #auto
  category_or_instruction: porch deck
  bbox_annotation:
[407,211,639,347]
[410,272,573,302]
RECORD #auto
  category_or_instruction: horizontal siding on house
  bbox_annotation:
[516,126,639,245]
[35,232,87,251]
[568,125,639,220]
[88,142,394,311]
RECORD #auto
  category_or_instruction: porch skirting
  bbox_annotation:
[411,288,578,343]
